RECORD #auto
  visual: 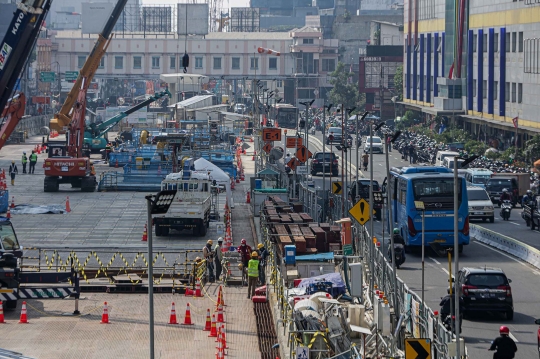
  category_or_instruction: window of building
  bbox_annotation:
[115,56,123,69]
[133,56,141,69]
[78,56,86,69]
[506,32,511,53]
[98,57,105,69]
[518,83,523,103]
[276,80,283,87]
[473,79,477,97]
[494,33,499,52]
[195,57,203,69]
[322,59,335,72]
[524,38,540,74]
[302,38,314,44]
[512,32,517,52]
[250,57,258,70]
[483,34,488,52]
[269,58,277,70]
[213,57,221,69]
[170,56,176,69]
[505,82,510,102]
[483,80,487,99]
[152,56,160,69]
[519,32,524,52]
[494,81,498,100]
[473,34,477,52]
[511,82,516,102]
[231,57,240,70]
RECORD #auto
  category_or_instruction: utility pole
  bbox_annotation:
[340,104,345,218]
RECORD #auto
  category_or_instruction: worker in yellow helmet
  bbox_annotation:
[247,251,259,299]
[203,239,215,282]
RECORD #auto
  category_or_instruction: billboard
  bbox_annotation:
[177,4,208,36]
[230,8,260,32]
[81,2,114,34]
[142,6,172,33]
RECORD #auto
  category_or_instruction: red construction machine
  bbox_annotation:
[0,93,26,150]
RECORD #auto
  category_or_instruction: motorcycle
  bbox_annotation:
[442,313,462,333]
[500,200,512,220]
[346,138,353,147]
[388,243,405,269]
[310,127,316,135]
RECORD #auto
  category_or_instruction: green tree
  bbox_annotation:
[394,65,403,101]
[328,62,360,109]
[523,135,540,164]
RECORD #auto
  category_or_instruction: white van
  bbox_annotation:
[442,156,465,170]
[464,168,493,188]
[436,150,460,166]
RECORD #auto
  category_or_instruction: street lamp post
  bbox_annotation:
[300,99,315,189]
[322,103,332,223]
[414,200,426,333]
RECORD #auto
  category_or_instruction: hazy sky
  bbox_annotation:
[141,0,250,9]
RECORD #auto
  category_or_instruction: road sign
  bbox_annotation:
[295,346,309,359]
[262,128,281,142]
[262,142,273,154]
[296,165,308,175]
[405,338,431,359]
[65,71,79,81]
[286,136,303,148]
[287,158,301,171]
[349,198,370,225]
[332,181,342,194]
[343,244,353,255]
[295,145,312,163]
[39,71,56,83]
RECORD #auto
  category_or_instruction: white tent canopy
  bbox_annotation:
[194,158,234,208]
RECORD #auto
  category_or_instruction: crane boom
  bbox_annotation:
[0,93,26,150]
[0,0,52,111]
[49,0,128,133]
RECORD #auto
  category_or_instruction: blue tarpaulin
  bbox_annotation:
[295,252,334,262]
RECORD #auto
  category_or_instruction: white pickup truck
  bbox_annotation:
[153,171,212,237]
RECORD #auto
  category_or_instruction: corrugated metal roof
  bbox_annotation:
[168,95,213,108]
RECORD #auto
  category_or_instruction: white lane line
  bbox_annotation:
[509,222,520,226]
[474,241,527,267]
[429,257,451,276]
[509,332,519,343]
[430,257,442,265]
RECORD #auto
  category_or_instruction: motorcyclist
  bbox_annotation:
[500,188,513,204]
[488,326,517,359]
[522,189,534,207]
[388,228,406,261]
[439,292,464,332]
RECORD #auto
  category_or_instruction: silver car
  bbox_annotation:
[467,185,495,223]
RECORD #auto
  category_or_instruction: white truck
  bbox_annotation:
[153,171,212,237]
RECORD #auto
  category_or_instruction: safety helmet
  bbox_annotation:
[499,326,510,335]
[238,263,243,269]
[207,239,213,245]
[23,152,26,154]
[251,251,259,258]
[527,190,533,195]
[217,237,223,243]
[195,257,202,262]
[393,228,400,235]
[257,243,264,249]
[241,239,247,245]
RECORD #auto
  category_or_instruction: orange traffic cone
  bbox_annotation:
[6,208,10,219]
[216,286,223,308]
[221,324,228,349]
[208,314,217,337]
[252,151,256,161]
[168,302,178,324]
[216,302,224,323]
[219,285,226,307]
[10,196,14,208]
[246,191,251,204]
[115,159,119,168]
[185,287,194,296]
[0,301,4,323]
[100,302,109,324]
[215,324,222,344]
[195,278,203,297]
[19,301,28,323]
[181,303,194,325]
[203,308,212,331]
[216,335,223,359]
[65,196,71,213]
[141,223,148,242]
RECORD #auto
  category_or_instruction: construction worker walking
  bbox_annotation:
[21,152,28,174]
[214,237,223,281]
[29,150,37,174]
[247,251,259,299]
[8,161,18,185]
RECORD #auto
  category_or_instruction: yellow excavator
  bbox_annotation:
[49,0,128,133]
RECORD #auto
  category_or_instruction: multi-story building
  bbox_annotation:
[50,27,339,106]
[402,0,540,149]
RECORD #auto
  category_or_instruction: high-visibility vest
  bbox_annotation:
[248,259,259,277]
[30,153,37,162]
[21,155,27,164]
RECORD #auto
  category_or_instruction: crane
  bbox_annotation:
[49,0,128,134]
[0,93,26,149]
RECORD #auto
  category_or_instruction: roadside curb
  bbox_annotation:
[471,224,540,270]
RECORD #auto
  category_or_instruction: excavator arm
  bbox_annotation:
[49,0,128,133]
[0,93,26,150]
[66,79,89,158]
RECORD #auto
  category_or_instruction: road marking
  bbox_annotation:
[509,222,520,226]
[509,332,519,343]
[430,257,452,276]
[430,257,441,265]
[474,241,527,267]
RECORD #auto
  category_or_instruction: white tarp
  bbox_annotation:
[194,158,234,208]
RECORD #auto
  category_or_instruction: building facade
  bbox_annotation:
[403,0,540,147]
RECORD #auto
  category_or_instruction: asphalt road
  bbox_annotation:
[304,130,540,359]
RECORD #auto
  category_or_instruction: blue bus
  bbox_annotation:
[388,166,470,252]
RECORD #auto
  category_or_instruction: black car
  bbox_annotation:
[457,267,513,320]
[349,179,382,220]
[310,152,338,176]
